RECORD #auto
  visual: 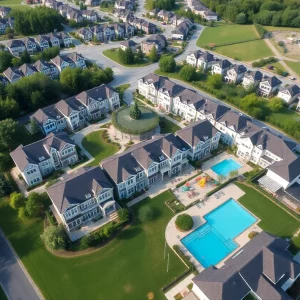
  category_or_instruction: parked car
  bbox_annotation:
[289,76,296,80]
[282,72,289,77]
[267,65,274,70]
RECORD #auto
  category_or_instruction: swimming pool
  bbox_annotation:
[211,158,242,177]
[181,199,256,268]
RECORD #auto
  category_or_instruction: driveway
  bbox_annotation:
[0,230,43,300]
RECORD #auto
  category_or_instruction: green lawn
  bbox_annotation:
[0,285,7,300]
[103,49,152,67]
[82,130,120,166]
[284,61,300,77]
[264,26,300,32]
[0,191,186,300]
[214,39,274,61]
[160,117,181,134]
[237,183,300,238]
[197,24,259,46]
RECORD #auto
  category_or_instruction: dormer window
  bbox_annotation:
[159,155,165,161]
[85,193,91,199]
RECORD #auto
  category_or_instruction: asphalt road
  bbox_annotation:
[0,230,42,300]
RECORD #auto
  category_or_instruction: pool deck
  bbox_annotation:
[202,153,252,181]
[165,184,261,273]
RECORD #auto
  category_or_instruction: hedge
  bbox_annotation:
[173,245,198,272]
[252,57,277,68]
[176,172,202,188]
[214,37,262,48]
[254,23,267,38]
[206,178,236,197]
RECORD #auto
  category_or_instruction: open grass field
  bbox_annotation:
[82,130,120,166]
[103,49,152,67]
[214,39,273,61]
[237,183,300,238]
[197,24,259,46]
[264,26,300,32]
[0,285,7,300]
[284,60,300,77]
[0,191,187,300]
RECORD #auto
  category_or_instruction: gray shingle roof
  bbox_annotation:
[193,232,300,300]
[47,166,112,213]
[262,76,282,87]
[244,70,263,82]
[217,111,251,132]
[199,99,231,120]
[281,84,300,97]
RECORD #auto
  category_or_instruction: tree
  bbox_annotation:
[229,170,239,179]
[117,208,130,223]
[59,67,83,94]
[0,98,20,121]
[207,74,223,89]
[130,101,141,119]
[18,207,28,219]
[268,97,284,112]
[5,27,14,39]
[175,214,193,231]
[10,192,25,210]
[236,12,247,24]
[12,57,21,67]
[135,48,144,63]
[159,56,176,73]
[0,119,22,152]
[138,205,155,222]
[148,46,159,62]
[41,225,66,250]
[179,65,197,82]
[20,51,31,64]
[0,51,13,73]
[0,153,12,172]
[102,222,115,238]
[30,119,39,134]
[0,174,12,197]
[30,90,45,110]
[25,192,44,218]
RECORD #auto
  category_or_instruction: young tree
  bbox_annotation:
[130,101,141,119]
[20,51,31,64]
[41,225,66,250]
[207,74,223,89]
[179,65,197,82]
[5,27,14,39]
[159,56,176,73]
[0,119,22,152]
[148,46,159,62]
[25,192,44,218]
[10,192,26,210]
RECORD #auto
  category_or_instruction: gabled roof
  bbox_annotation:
[261,76,282,87]
[47,166,112,213]
[213,59,232,69]
[19,63,38,75]
[217,111,251,132]
[120,39,137,48]
[173,89,206,110]
[10,132,74,171]
[199,99,231,120]
[193,231,300,300]
[51,54,74,66]
[35,35,50,43]
[280,84,300,97]
[6,39,25,48]
[34,59,57,71]
[244,70,263,82]
[3,67,23,81]
[199,51,214,62]
[230,64,247,74]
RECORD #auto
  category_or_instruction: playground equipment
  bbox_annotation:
[185,182,190,187]
[181,186,190,192]
[198,176,207,187]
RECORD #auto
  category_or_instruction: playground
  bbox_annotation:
[172,173,220,207]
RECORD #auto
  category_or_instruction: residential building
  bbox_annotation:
[157,10,174,22]
[141,34,167,54]
[172,22,189,40]
[85,0,100,6]
[6,39,26,56]
[35,35,50,51]
[186,50,214,70]
[242,70,263,89]
[149,8,160,16]
[10,132,78,187]
[3,67,24,83]
[176,120,221,161]
[77,27,93,41]
[81,9,98,22]
[258,76,282,97]
[31,84,120,134]
[47,166,117,232]
[224,64,247,84]
[0,6,11,18]
[211,59,232,76]
[0,75,9,85]
[19,63,38,77]
[120,39,138,51]
[67,8,83,22]
[23,37,38,54]
[34,60,59,79]
[202,10,218,21]
[115,0,133,10]
[192,231,300,300]
[102,133,191,199]
[277,84,300,104]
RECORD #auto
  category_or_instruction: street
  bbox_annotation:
[0,230,42,300]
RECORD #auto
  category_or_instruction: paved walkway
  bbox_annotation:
[164,273,195,300]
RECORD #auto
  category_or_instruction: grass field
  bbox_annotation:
[237,183,299,238]
[160,117,181,134]
[215,39,274,61]
[284,61,300,77]
[0,191,186,300]
[0,285,7,300]
[103,49,152,67]
[264,26,300,32]
[197,24,259,46]
[82,130,120,166]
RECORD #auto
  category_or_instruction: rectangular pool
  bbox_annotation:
[211,158,242,177]
[181,199,256,268]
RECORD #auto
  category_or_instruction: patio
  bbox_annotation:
[165,184,261,272]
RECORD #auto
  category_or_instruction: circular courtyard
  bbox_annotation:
[112,105,160,141]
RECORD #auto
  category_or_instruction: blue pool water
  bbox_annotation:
[211,158,242,177]
[181,199,256,268]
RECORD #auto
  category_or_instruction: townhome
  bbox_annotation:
[277,84,300,104]
[3,67,24,83]
[224,64,247,84]
[34,59,59,79]
[214,110,251,145]
[242,70,263,89]
[6,39,26,56]
[115,0,133,10]
[58,31,72,47]
[47,166,117,233]
[67,8,84,22]
[48,32,60,47]
[0,19,9,34]
[191,231,300,300]
[258,76,282,97]
[112,8,127,18]
[112,23,125,39]
[211,59,232,75]
[148,8,160,17]
[19,63,38,77]
[157,10,174,22]
[67,52,86,68]
[176,120,221,161]
[0,6,11,18]
[31,85,120,134]
[202,10,218,21]
[186,50,214,70]
[172,22,189,40]
[124,22,135,37]
[141,20,156,34]
[85,0,100,6]
[120,39,138,51]
[23,37,37,54]
[35,35,50,51]
[141,34,167,54]
[102,133,190,199]
[10,132,78,187]
[77,27,93,41]
[186,50,203,67]
[51,54,77,72]
[81,9,98,22]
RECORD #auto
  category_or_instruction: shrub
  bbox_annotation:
[179,65,196,82]
[80,235,92,250]
[138,205,155,222]
[159,56,176,73]
[9,192,25,210]
[41,225,66,250]
[175,214,193,231]
[102,222,116,238]
[130,102,141,119]
[117,208,130,223]
[248,231,259,239]
[278,41,284,47]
